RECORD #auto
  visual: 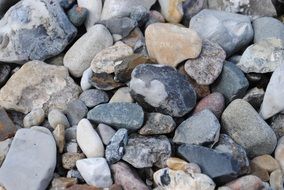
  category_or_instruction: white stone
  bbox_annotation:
[65,142,79,153]
[80,67,93,91]
[23,108,45,128]
[109,87,134,103]
[77,119,104,157]
[48,109,70,129]
[0,138,12,166]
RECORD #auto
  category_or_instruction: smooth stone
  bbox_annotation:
[243,87,264,110]
[65,142,79,153]
[76,158,113,188]
[260,64,284,119]
[64,24,113,77]
[0,108,18,141]
[275,136,284,171]
[224,175,264,190]
[122,27,145,51]
[111,162,149,190]
[271,114,284,139]
[0,64,10,87]
[212,62,249,103]
[23,108,45,128]
[50,177,77,190]
[66,169,85,182]
[67,5,88,27]
[0,127,56,190]
[79,89,109,108]
[145,23,202,67]
[130,6,149,27]
[139,112,176,135]
[0,0,19,17]
[48,109,70,129]
[67,184,100,190]
[270,169,283,190]
[184,40,226,85]
[154,168,215,190]
[105,128,128,164]
[80,68,93,91]
[53,124,65,153]
[158,0,184,23]
[251,155,280,173]
[6,110,24,129]
[166,157,201,173]
[145,10,166,27]
[77,119,104,158]
[109,87,134,103]
[0,61,81,114]
[87,103,144,130]
[222,99,277,157]
[65,126,77,142]
[250,162,270,181]
[0,0,77,63]
[190,9,253,56]
[97,123,116,145]
[90,72,123,91]
[130,64,196,117]
[62,153,85,170]
[65,100,88,126]
[237,39,284,73]
[182,0,207,25]
[0,138,12,166]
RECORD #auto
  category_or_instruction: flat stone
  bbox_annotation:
[0,127,56,190]
[53,124,65,153]
[251,155,280,173]
[0,64,10,88]
[0,0,77,63]
[87,103,144,130]
[23,108,45,128]
[145,23,202,67]
[271,114,284,139]
[48,109,70,129]
[0,108,18,141]
[275,136,284,171]
[158,0,184,23]
[62,152,85,170]
[0,138,12,166]
[50,177,77,190]
[90,72,123,91]
[184,40,226,85]
[270,169,284,190]
[222,99,277,157]
[190,9,253,56]
[80,68,93,91]
[65,100,88,126]
[130,64,196,117]
[96,123,116,145]
[109,87,134,103]
[0,61,81,114]
[67,5,88,27]
[224,175,264,190]
[243,87,264,110]
[79,89,109,108]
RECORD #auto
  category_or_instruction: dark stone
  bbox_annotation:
[79,89,109,108]
[67,5,88,27]
[0,0,19,17]
[65,100,88,126]
[59,0,76,9]
[0,64,10,87]
[90,72,123,91]
[271,114,284,139]
[160,169,171,186]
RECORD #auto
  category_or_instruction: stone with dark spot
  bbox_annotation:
[90,72,123,91]
[0,64,10,87]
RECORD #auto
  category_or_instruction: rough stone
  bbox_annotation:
[158,0,184,23]
[271,114,284,139]
[0,108,18,141]
[53,124,65,153]
[23,108,45,128]
[243,87,264,110]
[79,89,109,108]
[48,109,70,129]
[65,100,88,126]
[0,64,10,88]
[96,123,116,145]
[62,153,85,170]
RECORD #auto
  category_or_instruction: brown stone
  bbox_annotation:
[158,0,184,23]
[250,162,270,181]
[67,184,101,190]
[0,108,18,141]
[50,177,77,190]
[53,124,65,153]
[166,157,201,173]
[90,72,123,91]
[122,27,144,49]
[224,175,264,190]
[251,155,280,173]
[62,153,85,170]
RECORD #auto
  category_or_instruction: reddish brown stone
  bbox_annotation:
[0,107,18,141]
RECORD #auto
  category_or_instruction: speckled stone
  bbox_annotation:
[79,89,109,108]
[62,153,85,170]
[23,108,45,128]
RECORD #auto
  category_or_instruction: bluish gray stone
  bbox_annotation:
[130,6,149,27]
[67,5,88,27]
[79,89,109,108]
[65,100,88,126]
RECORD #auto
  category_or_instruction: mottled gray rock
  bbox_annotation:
[23,108,45,128]
[138,112,176,135]
[65,100,88,126]
[0,64,10,87]
[67,5,88,27]
[130,64,196,117]
[48,109,70,129]
[222,99,277,157]
[243,87,264,110]
[96,123,116,145]
[184,40,226,85]
[0,0,77,64]
[190,9,253,56]
[212,62,249,103]
[53,124,65,153]
[122,134,171,168]
[79,89,109,108]
[87,103,144,130]
[271,114,284,139]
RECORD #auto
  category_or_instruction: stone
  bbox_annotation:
[122,27,145,52]
[67,5,88,27]
[224,175,264,190]
[130,64,196,117]
[251,155,280,174]
[0,64,10,88]
[184,40,226,85]
[77,0,102,30]
[66,169,84,182]
[62,153,85,170]
[87,103,144,130]
[260,64,284,119]
[182,0,207,25]
[275,136,284,171]
[46,53,64,66]
[76,158,113,188]
[273,0,284,15]
[0,0,19,17]
[0,127,56,190]
[105,128,128,164]
[79,89,109,108]
[174,109,220,146]
[212,62,249,103]
[77,119,104,158]
[23,108,45,128]
[0,61,81,114]
[250,162,270,182]
[0,138,12,166]
[53,124,65,153]
[166,157,201,173]
[145,23,202,67]
[190,9,253,56]
[64,24,113,77]
[59,0,76,9]
[50,177,77,190]
[67,184,100,190]
[111,162,149,190]
[243,87,264,110]
[101,0,156,20]
[130,6,149,27]
[122,134,171,168]
[65,126,77,142]
[253,17,284,43]
[65,142,79,153]
[0,108,18,141]
[222,99,277,157]
[65,100,88,126]
[158,0,184,23]
[109,87,134,103]
[271,114,284,139]
[193,92,225,118]
[237,39,284,73]
[139,112,176,135]
[90,72,123,91]
[154,168,215,190]
[270,169,283,190]
[80,68,93,91]
[6,110,24,129]
[48,109,70,129]
[97,123,116,145]
[0,0,77,63]
[145,10,165,27]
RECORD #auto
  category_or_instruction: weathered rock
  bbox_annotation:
[0,138,12,166]
[53,124,65,153]
[0,127,56,190]
[271,114,284,139]
[130,64,196,117]
[223,175,264,190]
[67,5,88,27]
[123,134,171,168]
[65,100,88,126]
[0,108,18,141]
[158,0,184,23]
[23,108,45,128]
[190,9,253,56]
[145,23,202,67]
[275,136,284,171]
[0,64,10,88]
[62,152,85,170]
[0,0,77,63]
[0,61,81,114]
[79,89,109,108]
[166,157,201,173]
[109,87,134,103]
[243,87,264,110]
[50,177,77,190]
[96,123,116,145]
[122,27,145,51]
[270,169,283,190]
[80,68,93,91]
[222,99,277,157]
[48,109,70,129]
[90,72,123,91]
[251,155,280,174]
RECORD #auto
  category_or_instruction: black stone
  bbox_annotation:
[0,64,10,87]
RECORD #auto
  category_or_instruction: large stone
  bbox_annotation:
[145,23,202,67]
[222,99,277,157]
[0,0,77,63]
[64,24,113,77]
[0,108,18,141]
[0,127,56,190]
[130,64,196,117]
[0,61,80,114]
[158,0,184,23]
[190,9,253,56]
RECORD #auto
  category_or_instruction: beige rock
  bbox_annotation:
[158,0,184,23]
[275,136,284,172]
[62,153,85,170]
[109,87,134,103]
[224,175,264,190]
[53,124,65,153]
[23,108,45,128]
[50,177,77,190]
[270,169,284,190]
[250,162,270,181]
[166,157,201,173]
[145,23,202,67]
[251,155,280,173]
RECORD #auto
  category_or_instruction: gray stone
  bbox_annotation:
[122,134,171,168]
[130,64,196,117]
[0,0,77,64]
[0,138,12,166]
[80,67,93,91]
[0,127,56,190]
[87,103,144,130]
[271,114,284,139]
[48,109,70,129]
[65,100,88,126]
[0,64,10,88]
[67,5,88,27]
[23,108,45,128]
[130,6,149,27]
[79,89,109,108]
[96,123,116,145]
[190,9,253,56]
[212,62,249,103]
[182,0,207,25]
[243,87,264,110]
[221,99,277,157]
[66,169,84,182]
[65,126,77,142]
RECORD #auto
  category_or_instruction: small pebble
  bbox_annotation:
[62,153,85,170]
[109,87,134,103]
[53,124,65,153]
[67,5,88,27]
[23,108,45,128]
[79,89,109,108]
[48,109,70,129]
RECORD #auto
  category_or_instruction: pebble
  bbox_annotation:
[65,126,77,142]
[271,114,284,139]
[0,138,12,166]
[146,10,166,27]
[65,100,88,126]
[59,0,76,9]
[62,153,85,170]
[130,6,149,27]
[79,89,109,108]
[67,169,85,182]
[122,27,145,51]
[243,87,265,110]
[48,109,70,129]
[158,0,184,23]
[53,124,65,153]
[270,169,283,190]
[184,40,226,85]
[0,64,10,87]
[190,9,253,56]
[87,103,144,130]
[275,136,284,172]
[182,0,207,25]
[80,68,93,91]
[67,184,100,190]
[0,108,18,141]
[109,87,134,103]
[145,23,202,67]
[76,119,104,158]
[96,123,116,145]
[90,72,123,91]
[250,161,270,181]
[252,155,280,173]
[123,134,171,168]
[23,108,45,128]
[139,112,176,135]
[50,177,77,190]
[65,142,80,153]
[223,175,264,190]
[76,158,113,188]
[130,64,197,117]
[67,5,88,27]
[166,157,201,173]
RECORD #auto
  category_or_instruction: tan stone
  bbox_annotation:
[275,136,284,172]
[53,124,65,153]
[251,154,280,173]
[270,169,284,190]
[250,162,270,181]
[224,175,264,190]
[50,177,77,190]
[62,152,85,170]
[158,0,184,23]
[166,157,201,173]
